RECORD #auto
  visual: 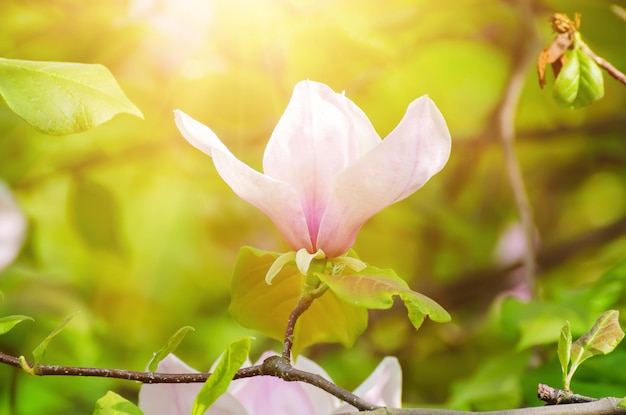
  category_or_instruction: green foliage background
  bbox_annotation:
[1,0,625,413]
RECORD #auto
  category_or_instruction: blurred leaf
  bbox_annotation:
[69,178,122,253]
[229,246,367,355]
[93,391,143,415]
[32,312,77,369]
[0,315,33,335]
[553,48,604,109]
[148,326,195,372]
[192,337,250,415]
[0,57,143,135]
[515,314,572,351]
[618,397,626,409]
[448,352,530,411]
[570,310,624,370]
[317,266,450,330]
[558,321,571,388]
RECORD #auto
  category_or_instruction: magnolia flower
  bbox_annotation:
[175,80,451,258]
[0,182,26,273]
[138,352,402,415]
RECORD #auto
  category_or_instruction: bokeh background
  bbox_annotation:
[1,0,626,413]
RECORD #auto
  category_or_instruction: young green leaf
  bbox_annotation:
[618,397,626,409]
[0,315,33,335]
[229,246,367,356]
[566,310,624,388]
[316,266,450,330]
[557,321,572,389]
[0,57,143,135]
[192,337,251,415]
[570,310,624,367]
[32,312,78,370]
[553,48,604,109]
[93,391,144,415]
[148,326,195,372]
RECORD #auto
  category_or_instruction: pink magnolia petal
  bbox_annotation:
[0,182,26,273]
[316,96,451,256]
[174,110,313,252]
[229,352,336,415]
[138,354,202,415]
[138,354,248,415]
[262,81,380,247]
[333,357,402,414]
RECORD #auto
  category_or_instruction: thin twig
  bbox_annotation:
[282,294,315,360]
[494,0,540,291]
[580,42,626,86]
[0,351,377,411]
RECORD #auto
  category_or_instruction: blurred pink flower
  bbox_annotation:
[138,352,402,414]
[175,80,451,257]
[0,182,26,273]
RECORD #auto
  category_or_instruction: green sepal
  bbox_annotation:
[0,57,143,135]
[0,315,34,335]
[316,265,450,330]
[93,391,144,415]
[229,246,367,356]
[148,326,195,372]
[553,48,604,109]
[191,337,251,415]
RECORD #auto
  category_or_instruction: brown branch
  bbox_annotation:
[282,294,315,360]
[492,0,541,291]
[344,399,626,415]
[537,383,596,404]
[437,214,626,311]
[0,351,377,411]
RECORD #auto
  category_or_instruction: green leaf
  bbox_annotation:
[618,397,626,409]
[229,246,367,356]
[316,266,450,330]
[32,312,77,369]
[93,391,144,415]
[0,57,143,135]
[0,315,33,335]
[570,310,624,369]
[69,178,122,253]
[192,337,251,415]
[558,321,572,388]
[553,48,604,109]
[148,326,195,372]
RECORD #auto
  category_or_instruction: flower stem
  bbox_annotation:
[281,281,329,360]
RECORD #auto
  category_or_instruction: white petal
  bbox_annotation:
[138,354,202,415]
[175,110,313,252]
[316,96,451,256]
[262,81,381,247]
[333,357,402,413]
[0,182,26,273]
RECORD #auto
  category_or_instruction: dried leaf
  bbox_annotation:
[537,33,573,88]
